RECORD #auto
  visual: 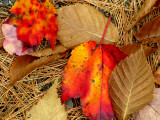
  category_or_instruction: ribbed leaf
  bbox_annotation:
[57,4,119,48]
[109,47,154,119]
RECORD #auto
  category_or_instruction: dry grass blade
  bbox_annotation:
[135,15,160,44]
[0,21,4,47]
[0,57,67,120]
[57,3,119,48]
[109,47,154,119]
[120,43,157,57]
[125,0,158,31]
[29,44,67,57]
[10,52,67,87]
[26,84,67,120]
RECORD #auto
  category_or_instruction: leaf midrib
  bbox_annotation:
[123,55,141,119]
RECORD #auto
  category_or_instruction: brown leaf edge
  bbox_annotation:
[10,52,68,87]
[29,44,67,57]
[120,43,157,58]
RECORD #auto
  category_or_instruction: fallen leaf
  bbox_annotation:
[29,44,67,57]
[109,47,154,119]
[61,40,127,120]
[57,4,119,48]
[2,24,33,55]
[135,15,160,44]
[125,0,158,31]
[120,43,157,57]
[10,52,67,86]
[154,67,160,85]
[26,83,67,120]
[4,0,58,49]
[132,88,160,120]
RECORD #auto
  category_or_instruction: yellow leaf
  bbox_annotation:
[26,84,67,120]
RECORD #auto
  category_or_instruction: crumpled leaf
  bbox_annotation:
[132,88,160,120]
[109,47,154,119]
[26,83,67,120]
[2,24,33,55]
[135,15,160,44]
[120,43,157,57]
[10,52,67,87]
[125,0,158,31]
[5,0,58,49]
[154,67,160,85]
[61,40,127,120]
[57,4,119,48]
[29,44,67,57]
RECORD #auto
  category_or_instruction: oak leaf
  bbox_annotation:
[5,0,58,49]
[26,83,67,120]
[61,40,127,120]
[57,4,119,48]
[2,24,33,55]
[132,88,160,120]
[109,47,154,119]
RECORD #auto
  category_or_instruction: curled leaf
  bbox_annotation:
[135,15,160,45]
[125,0,158,31]
[10,52,67,86]
[57,4,119,48]
[109,47,154,119]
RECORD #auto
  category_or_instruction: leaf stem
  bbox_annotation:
[100,15,111,44]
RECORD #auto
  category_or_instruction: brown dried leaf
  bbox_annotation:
[29,44,67,57]
[154,67,160,85]
[109,47,154,119]
[26,83,67,120]
[132,88,160,120]
[125,0,158,31]
[10,52,67,86]
[57,3,119,48]
[120,43,157,57]
[135,15,160,43]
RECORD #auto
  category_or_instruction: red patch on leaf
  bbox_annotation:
[61,41,128,120]
[5,0,58,50]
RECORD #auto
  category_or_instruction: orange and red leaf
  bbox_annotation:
[61,41,128,120]
[5,0,58,49]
